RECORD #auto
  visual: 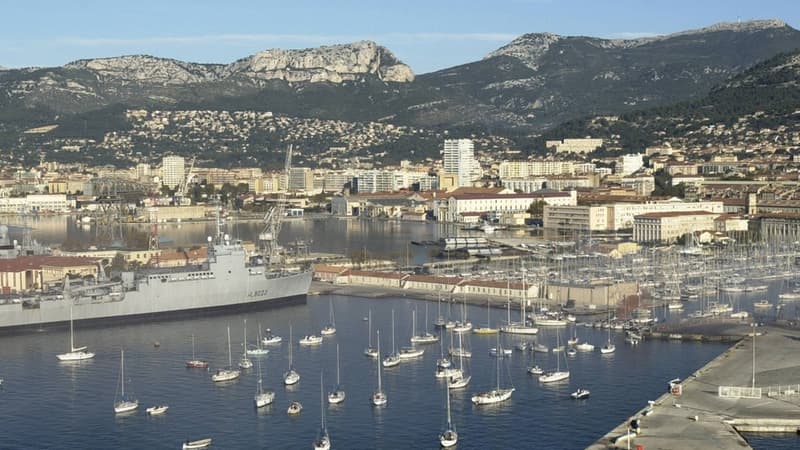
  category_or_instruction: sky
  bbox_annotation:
[1,0,798,74]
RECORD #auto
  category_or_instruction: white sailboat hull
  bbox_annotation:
[56,350,95,361]
[114,400,139,414]
[471,388,514,405]
[539,371,570,383]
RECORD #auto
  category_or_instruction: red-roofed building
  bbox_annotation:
[0,256,100,293]
[312,265,350,284]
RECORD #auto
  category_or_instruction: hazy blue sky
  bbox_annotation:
[1,0,798,73]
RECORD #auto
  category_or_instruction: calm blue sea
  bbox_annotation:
[0,295,734,450]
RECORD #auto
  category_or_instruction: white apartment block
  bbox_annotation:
[322,171,356,192]
[543,200,724,231]
[498,160,575,178]
[443,191,577,223]
[543,205,612,231]
[633,211,720,243]
[443,139,481,187]
[612,200,723,230]
[546,138,604,154]
[0,194,75,213]
[616,154,644,175]
[288,167,314,193]
[161,156,185,189]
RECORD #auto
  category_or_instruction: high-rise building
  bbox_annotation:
[161,156,185,189]
[443,139,480,187]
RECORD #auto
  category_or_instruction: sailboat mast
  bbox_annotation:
[336,344,341,386]
[227,326,232,367]
[377,331,382,391]
[120,349,125,397]
[446,384,452,427]
[391,309,396,353]
[320,371,325,430]
[289,324,293,366]
[368,310,373,346]
[69,304,75,351]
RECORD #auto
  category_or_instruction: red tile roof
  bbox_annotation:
[0,256,99,272]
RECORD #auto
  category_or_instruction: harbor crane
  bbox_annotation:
[259,145,293,266]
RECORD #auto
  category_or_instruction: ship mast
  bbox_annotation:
[259,144,293,267]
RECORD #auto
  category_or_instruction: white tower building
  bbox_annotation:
[443,139,480,187]
[162,156,185,190]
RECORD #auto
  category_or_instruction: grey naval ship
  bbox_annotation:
[0,235,312,332]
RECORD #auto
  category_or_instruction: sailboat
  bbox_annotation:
[400,310,425,359]
[600,310,616,354]
[452,297,473,333]
[410,305,438,344]
[471,335,514,405]
[321,298,337,336]
[114,348,138,413]
[473,300,499,334]
[439,384,458,448]
[499,273,538,335]
[434,292,447,328]
[283,324,300,385]
[364,309,378,358]
[447,331,470,389]
[239,320,253,369]
[327,344,345,404]
[314,372,332,450]
[212,326,241,382]
[56,304,95,361]
[382,309,401,368]
[372,330,387,406]
[186,334,209,368]
[539,329,570,383]
[254,358,275,408]
[247,323,270,356]
[527,345,544,375]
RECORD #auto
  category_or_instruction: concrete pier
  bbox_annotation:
[588,323,800,449]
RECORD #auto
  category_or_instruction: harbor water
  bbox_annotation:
[1,295,729,449]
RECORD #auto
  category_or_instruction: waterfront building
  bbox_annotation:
[403,275,463,292]
[312,265,350,284]
[633,211,720,243]
[441,190,577,223]
[443,139,481,187]
[0,194,74,214]
[161,156,185,190]
[456,280,538,299]
[0,256,100,293]
[348,270,410,288]
[543,199,724,231]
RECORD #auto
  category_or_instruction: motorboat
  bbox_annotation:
[489,347,512,357]
[576,342,595,352]
[287,401,303,415]
[567,348,577,357]
[146,405,168,415]
[182,438,212,449]
[299,335,324,346]
[571,388,590,400]
[261,329,283,345]
[527,366,543,375]
[754,300,772,309]
[533,343,549,353]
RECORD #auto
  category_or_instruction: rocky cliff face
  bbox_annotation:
[61,40,413,86]
[224,41,414,84]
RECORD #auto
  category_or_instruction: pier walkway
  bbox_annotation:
[588,323,800,449]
